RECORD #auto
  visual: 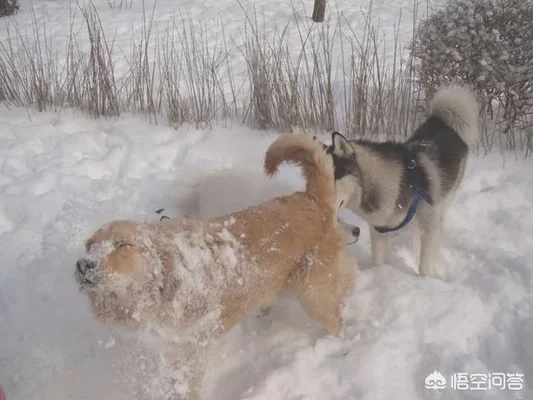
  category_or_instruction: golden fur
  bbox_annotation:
[75,134,357,399]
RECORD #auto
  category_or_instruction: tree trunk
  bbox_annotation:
[312,0,326,23]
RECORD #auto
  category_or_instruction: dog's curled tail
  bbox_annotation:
[264,134,335,209]
[430,84,480,147]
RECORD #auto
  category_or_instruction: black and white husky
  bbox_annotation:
[322,85,479,279]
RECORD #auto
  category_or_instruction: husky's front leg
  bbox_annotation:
[369,224,389,266]
[418,221,443,279]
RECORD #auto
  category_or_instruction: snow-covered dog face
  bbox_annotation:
[75,221,175,326]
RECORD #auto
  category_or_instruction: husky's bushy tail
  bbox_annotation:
[430,84,480,147]
[264,134,335,209]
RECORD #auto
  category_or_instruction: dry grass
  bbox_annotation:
[155,9,239,129]
[238,1,425,139]
[121,0,159,121]
[106,0,132,10]
[0,0,529,156]
[79,3,121,117]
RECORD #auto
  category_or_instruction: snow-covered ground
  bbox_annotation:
[1,108,532,400]
[0,0,532,399]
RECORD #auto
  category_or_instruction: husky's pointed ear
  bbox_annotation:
[331,131,355,157]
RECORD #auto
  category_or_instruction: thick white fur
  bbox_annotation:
[430,84,479,147]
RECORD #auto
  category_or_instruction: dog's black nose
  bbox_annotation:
[76,259,96,274]
[351,226,360,237]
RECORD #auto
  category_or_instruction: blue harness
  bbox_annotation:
[373,142,432,234]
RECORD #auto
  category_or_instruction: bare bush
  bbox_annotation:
[0,1,429,141]
[240,8,343,132]
[158,9,235,128]
[0,6,61,110]
[240,7,300,130]
[240,4,423,139]
[0,0,422,137]
[338,5,424,140]
[122,1,159,121]
[79,4,120,117]
[411,0,533,154]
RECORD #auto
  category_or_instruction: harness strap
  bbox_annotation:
[374,187,431,233]
[373,142,432,234]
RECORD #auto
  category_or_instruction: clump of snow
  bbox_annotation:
[168,225,250,326]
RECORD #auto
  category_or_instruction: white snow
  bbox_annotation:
[0,0,532,399]
[1,106,532,400]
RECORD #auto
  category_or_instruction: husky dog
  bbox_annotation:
[323,85,479,278]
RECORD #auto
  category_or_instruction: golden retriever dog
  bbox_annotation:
[75,134,358,399]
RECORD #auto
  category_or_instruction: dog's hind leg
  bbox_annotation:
[294,248,356,337]
[369,224,389,266]
[297,284,343,336]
